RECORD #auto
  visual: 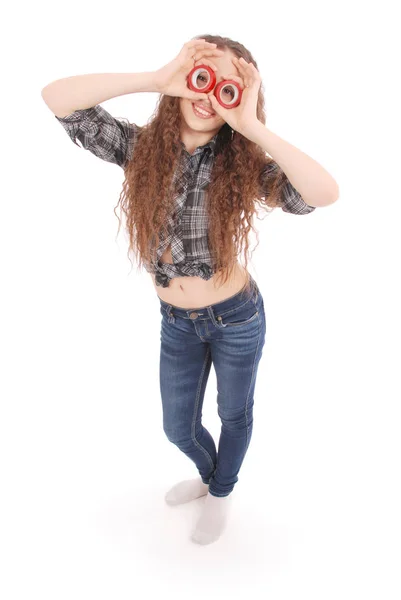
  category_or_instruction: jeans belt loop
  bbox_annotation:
[166,305,175,323]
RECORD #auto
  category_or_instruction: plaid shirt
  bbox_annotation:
[55,104,316,287]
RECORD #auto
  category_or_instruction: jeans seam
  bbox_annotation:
[191,346,215,473]
[244,307,261,451]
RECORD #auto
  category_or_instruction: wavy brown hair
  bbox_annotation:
[114,34,284,292]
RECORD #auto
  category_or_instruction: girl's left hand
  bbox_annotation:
[208,56,262,136]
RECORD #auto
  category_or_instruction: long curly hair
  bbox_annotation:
[114,33,284,291]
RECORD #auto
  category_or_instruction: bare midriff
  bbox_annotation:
[150,244,249,309]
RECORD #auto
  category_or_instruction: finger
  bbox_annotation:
[223,74,246,89]
[233,57,252,75]
[239,58,261,81]
[231,57,249,85]
[232,56,247,71]
[186,90,209,101]
[194,58,219,72]
[247,65,262,92]
[185,40,217,50]
[247,62,261,79]
[208,94,220,111]
[192,48,225,61]
[233,57,259,87]
[251,65,262,83]
[209,94,226,116]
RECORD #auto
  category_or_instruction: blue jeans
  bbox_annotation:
[159,274,266,498]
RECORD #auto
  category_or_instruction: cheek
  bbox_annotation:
[182,99,194,117]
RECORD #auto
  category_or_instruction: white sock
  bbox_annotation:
[191,491,233,545]
[165,477,209,506]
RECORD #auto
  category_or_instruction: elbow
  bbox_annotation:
[329,185,340,205]
[313,184,340,208]
[331,181,340,202]
[41,85,54,109]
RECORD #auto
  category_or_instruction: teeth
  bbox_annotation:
[194,104,214,117]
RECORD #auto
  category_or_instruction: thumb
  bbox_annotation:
[209,94,224,115]
[189,91,209,101]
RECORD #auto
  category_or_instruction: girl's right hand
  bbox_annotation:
[154,39,225,101]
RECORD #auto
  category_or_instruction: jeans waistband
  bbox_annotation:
[159,273,259,320]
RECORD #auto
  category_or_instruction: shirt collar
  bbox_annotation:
[180,131,219,157]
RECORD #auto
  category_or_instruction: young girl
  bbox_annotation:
[42,34,337,545]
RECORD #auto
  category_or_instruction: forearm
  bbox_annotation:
[41,71,161,117]
[245,121,339,207]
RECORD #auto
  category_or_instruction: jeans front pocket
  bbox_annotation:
[216,297,259,328]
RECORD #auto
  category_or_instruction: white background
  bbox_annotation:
[1,0,400,598]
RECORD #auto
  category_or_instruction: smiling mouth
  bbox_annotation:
[192,103,216,119]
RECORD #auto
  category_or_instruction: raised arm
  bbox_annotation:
[41,72,161,168]
[41,72,161,118]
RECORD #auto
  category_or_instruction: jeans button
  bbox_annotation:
[189,312,199,320]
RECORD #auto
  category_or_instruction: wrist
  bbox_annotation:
[130,71,162,94]
[151,69,166,94]
[241,119,264,141]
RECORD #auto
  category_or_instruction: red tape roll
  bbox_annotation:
[187,64,242,109]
